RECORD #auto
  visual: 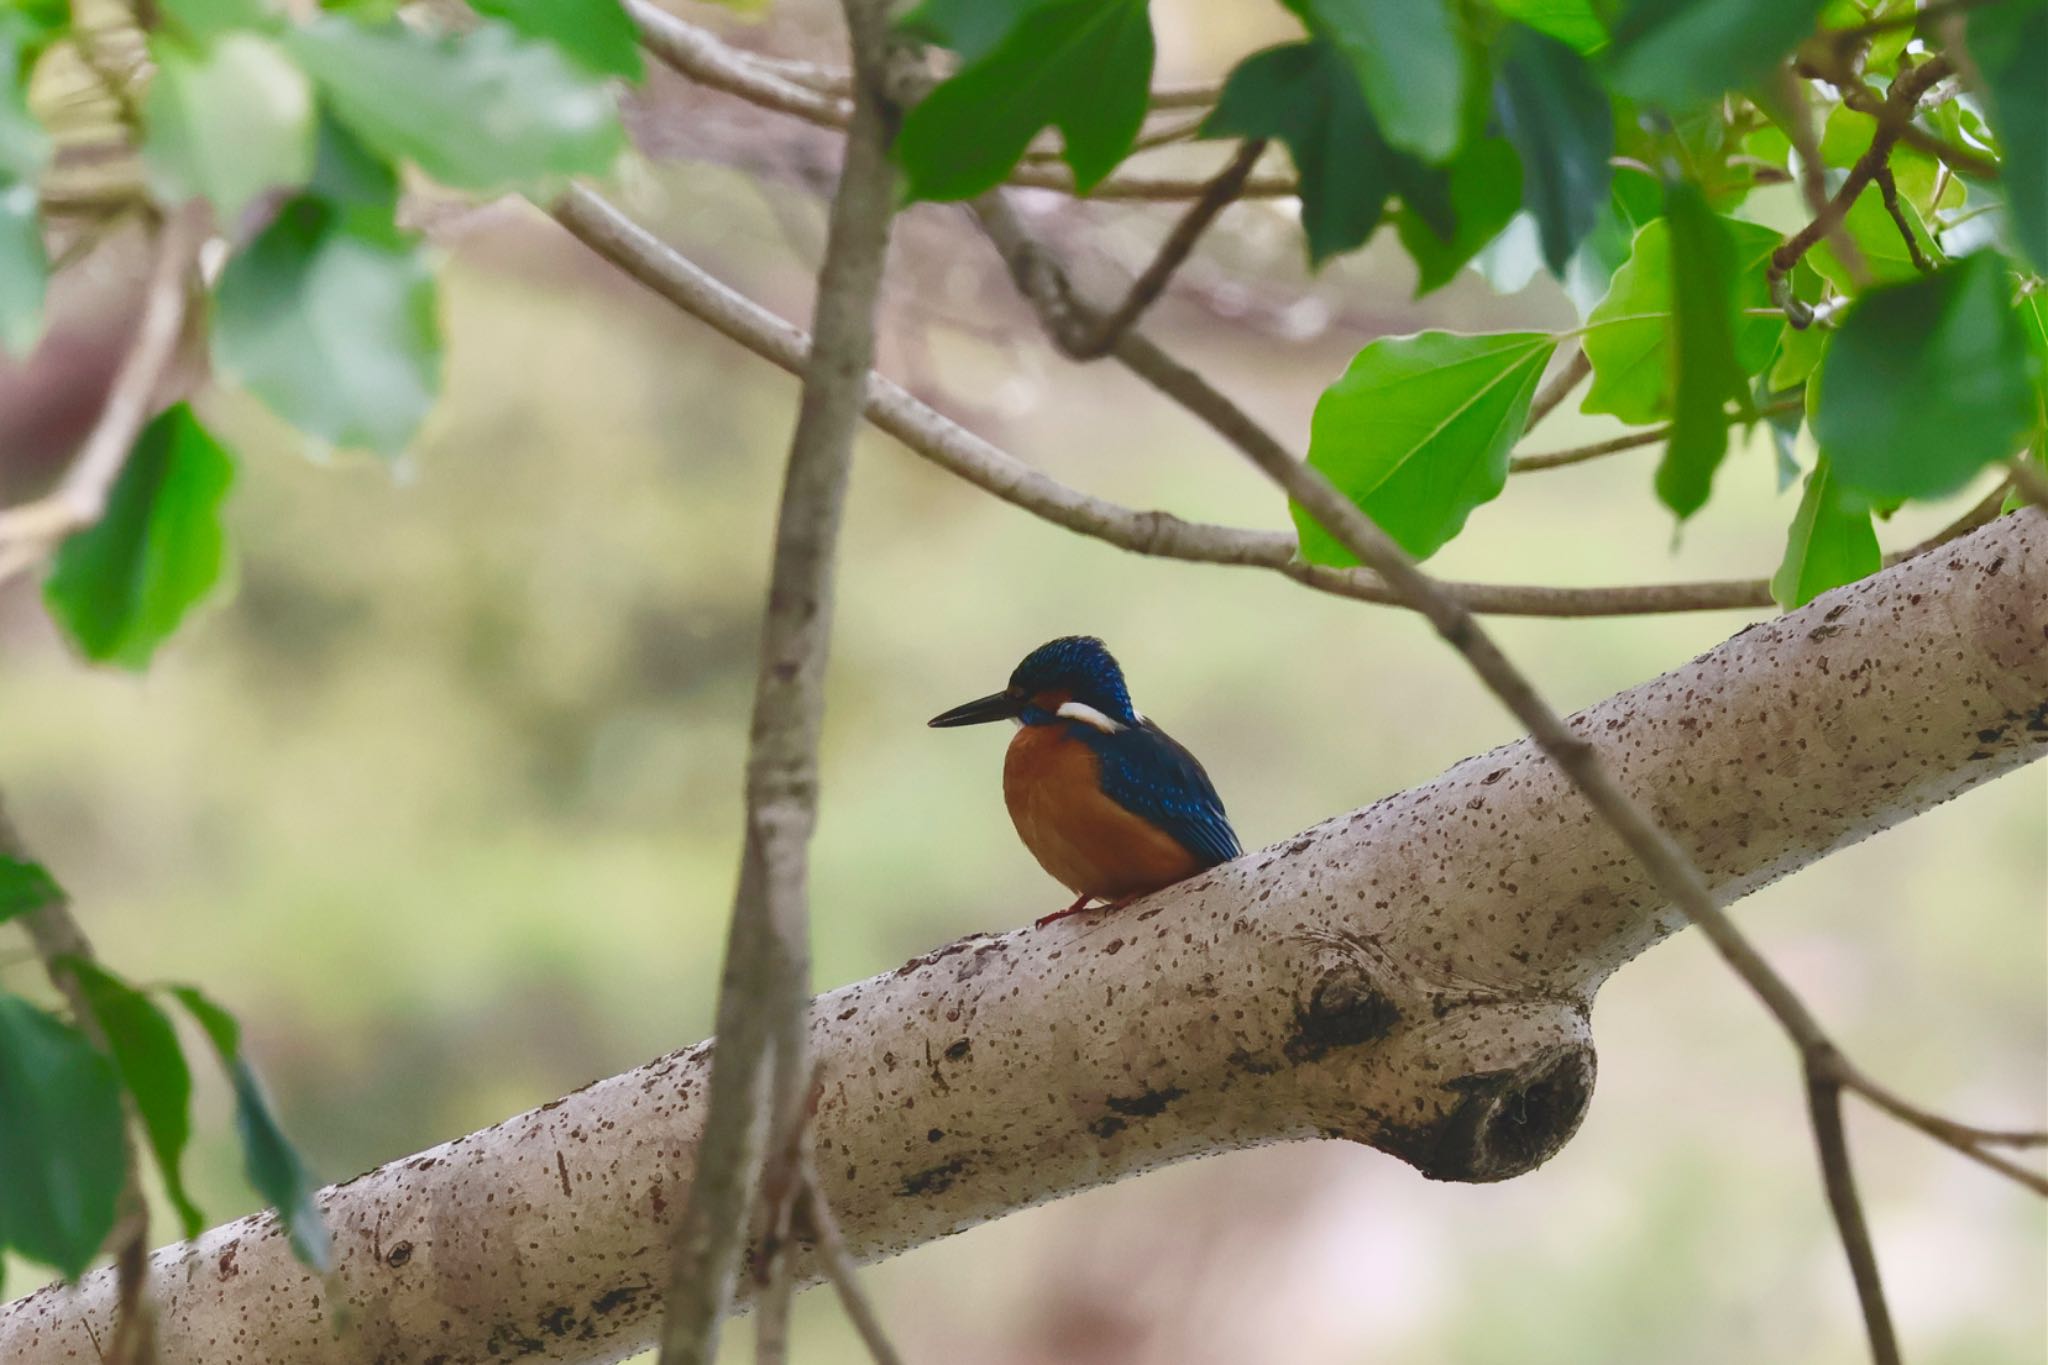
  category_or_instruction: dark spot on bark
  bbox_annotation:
[927,1128,944,1142]
[1089,1115,1127,1138]
[386,1241,413,1267]
[944,1039,971,1061]
[1376,1046,1595,1184]
[1969,749,1995,760]
[592,1283,646,1315]
[1978,725,2007,743]
[556,1150,573,1197]
[540,1306,577,1337]
[216,1241,239,1279]
[1806,624,1843,641]
[1286,837,1314,856]
[486,1321,546,1356]
[1103,938,1124,955]
[1823,603,1849,622]
[899,1154,973,1197]
[1227,1048,1281,1076]
[1481,767,1508,784]
[1104,1085,1186,1118]
[1284,970,1401,1064]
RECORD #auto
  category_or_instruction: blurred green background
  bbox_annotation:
[3,3,2044,1360]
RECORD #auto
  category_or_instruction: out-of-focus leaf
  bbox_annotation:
[0,994,126,1280]
[1203,40,1392,265]
[1394,138,1522,295]
[214,197,439,456]
[1810,181,1944,289]
[1818,105,1959,217]
[44,404,236,670]
[1287,0,1465,162]
[1561,163,1662,315]
[470,0,641,79]
[1659,183,1754,519]
[1487,0,1606,51]
[0,11,51,355]
[1607,0,1827,110]
[158,0,275,42]
[0,854,61,924]
[1298,331,1556,561]
[68,963,205,1238]
[290,16,623,192]
[307,104,397,210]
[1815,253,2037,499]
[170,986,331,1271]
[894,0,1150,201]
[1968,1,2046,275]
[1492,23,1612,277]
[1582,214,1783,423]
[143,32,315,223]
[1772,455,1881,607]
[1768,315,1829,390]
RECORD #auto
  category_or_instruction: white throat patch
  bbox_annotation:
[1055,701,1125,733]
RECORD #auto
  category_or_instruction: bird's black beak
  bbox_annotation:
[928,689,1020,728]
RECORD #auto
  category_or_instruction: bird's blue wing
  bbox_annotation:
[1087,720,1242,869]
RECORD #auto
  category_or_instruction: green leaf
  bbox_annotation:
[0,180,43,357]
[1768,314,1829,390]
[1772,455,1880,608]
[1202,40,1392,266]
[1298,331,1556,561]
[894,0,1150,201]
[901,0,1056,64]
[0,12,53,183]
[157,0,276,42]
[1581,214,1784,424]
[1561,163,1662,314]
[0,854,61,924]
[1659,183,1754,519]
[1394,137,1522,295]
[1809,181,1943,290]
[1288,0,1466,162]
[214,198,439,456]
[43,404,236,670]
[469,0,641,80]
[142,32,315,223]
[67,963,205,1238]
[1492,23,1612,277]
[0,994,126,1279]
[1815,253,2038,500]
[1487,0,1606,52]
[290,16,624,192]
[1607,0,1827,110]
[170,986,331,1272]
[306,103,397,210]
[1968,0,2047,275]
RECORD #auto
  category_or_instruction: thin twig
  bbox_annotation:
[1062,137,1268,357]
[967,192,2010,1365]
[2005,456,2048,512]
[1510,397,1806,474]
[799,1169,906,1365]
[652,3,901,1361]
[552,186,1788,617]
[1807,1057,1900,1365]
[1772,63,1865,296]
[1524,348,1591,432]
[0,202,204,586]
[1871,164,1934,272]
[0,803,156,1365]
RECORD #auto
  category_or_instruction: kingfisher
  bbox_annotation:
[929,636,1241,926]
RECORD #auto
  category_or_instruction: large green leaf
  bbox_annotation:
[213,198,440,456]
[0,994,127,1280]
[1393,137,1522,295]
[1659,182,1754,519]
[1772,455,1880,608]
[142,32,315,223]
[44,404,236,670]
[171,986,331,1271]
[901,0,1058,64]
[1492,23,1612,277]
[1968,0,2047,276]
[1298,331,1556,562]
[68,963,205,1238]
[1815,253,2038,499]
[894,0,1151,201]
[289,16,623,192]
[1607,0,1827,109]
[0,854,61,925]
[1581,215,1783,424]
[1487,0,1606,52]
[1287,0,1466,162]
[469,0,641,80]
[1202,40,1393,266]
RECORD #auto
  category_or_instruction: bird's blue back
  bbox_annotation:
[1072,718,1241,869]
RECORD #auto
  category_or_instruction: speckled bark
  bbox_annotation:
[4,512,2041,1365]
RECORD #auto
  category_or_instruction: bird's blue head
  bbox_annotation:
[928,635,1139,730]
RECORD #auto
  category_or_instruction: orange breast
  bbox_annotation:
[1003,724,1204,900]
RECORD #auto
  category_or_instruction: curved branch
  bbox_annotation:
[5,513,2040,1365]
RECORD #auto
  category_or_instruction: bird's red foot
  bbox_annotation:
[1035,892,1097,929]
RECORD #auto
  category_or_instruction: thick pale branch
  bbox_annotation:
[5,513,2040,1365]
